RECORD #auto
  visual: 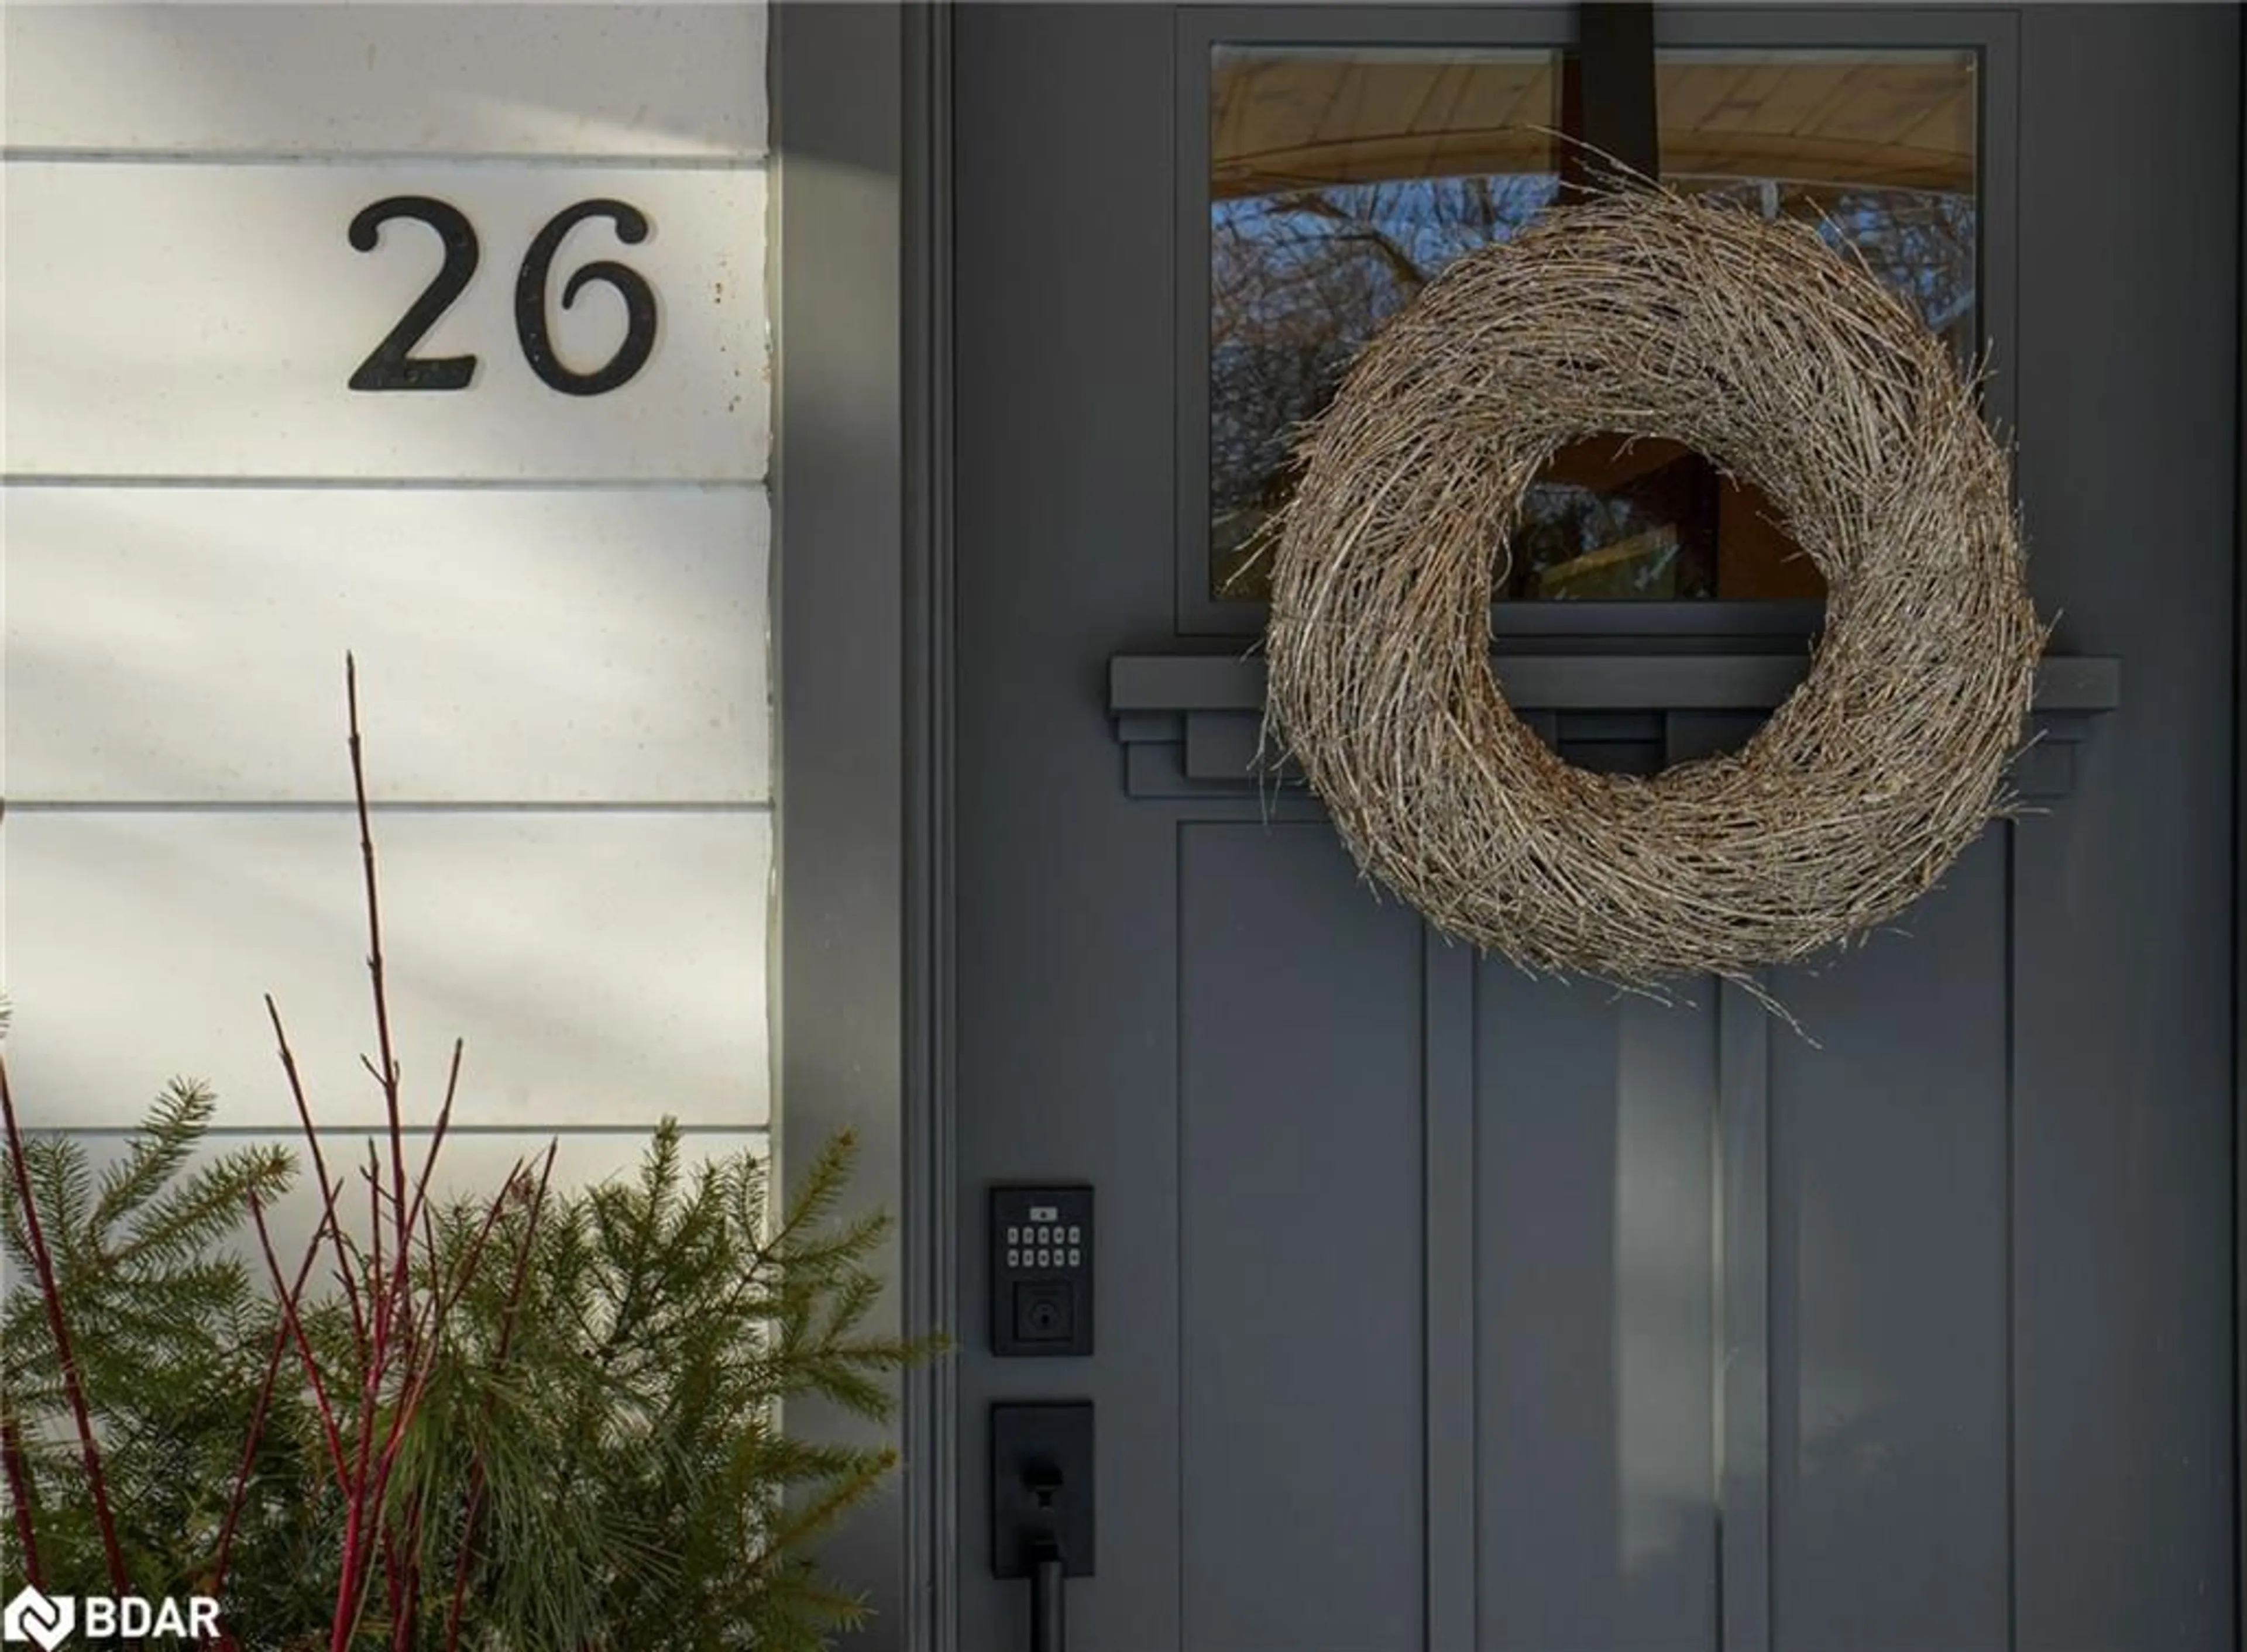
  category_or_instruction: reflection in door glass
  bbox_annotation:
[1209,46,1979,603]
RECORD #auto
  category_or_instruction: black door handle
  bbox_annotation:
[992,1403,1094,1652]
[1028,1533,1067,1652]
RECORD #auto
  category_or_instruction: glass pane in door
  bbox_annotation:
[1210,46,1563,599]
[1208,44,1978,603]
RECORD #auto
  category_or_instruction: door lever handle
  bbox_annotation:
[1027,1531,1067,1652]
[992,1403,1094,1652]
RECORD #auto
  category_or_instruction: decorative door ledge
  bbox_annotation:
[1109,652,2121,801]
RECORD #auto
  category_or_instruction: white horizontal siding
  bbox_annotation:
[2,4,775,1157]
[1,5,766,161]
[1,809,772,1131]
[4,163,767,480]
[6,487,770,803]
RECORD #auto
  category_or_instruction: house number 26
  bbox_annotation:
[346,197,658,396]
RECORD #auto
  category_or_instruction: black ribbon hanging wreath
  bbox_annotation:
[1262,187,2045,993]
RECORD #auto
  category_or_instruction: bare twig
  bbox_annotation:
[212,1168,347,1603]
[2,1417,45,1589]
[345,655,411,1263]
[248,1192,348,1484]
[0,1056,129,1594]
[268,995,367,1346]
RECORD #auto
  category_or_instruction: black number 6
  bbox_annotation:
[346,197,480,391]
[514,199,659,397]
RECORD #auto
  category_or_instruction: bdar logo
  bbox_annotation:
[2,1586,75,1651]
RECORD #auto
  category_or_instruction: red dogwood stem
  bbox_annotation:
[0,1056,128,1595]
[345,655,411,1257]
[2,1416,46,1589]
[266,994,367,1347]
[249,1192,348,1483]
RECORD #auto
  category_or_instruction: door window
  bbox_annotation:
[1207,45,1980,605]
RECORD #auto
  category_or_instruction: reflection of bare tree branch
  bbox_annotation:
[1685,178,1974,339]
[1210,170,1975,595]
[1210,174,1559,570]
[1270,192,1431,292]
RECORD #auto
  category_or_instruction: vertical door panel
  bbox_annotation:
[1476,980,1720,1652]
[1179,822,1426,1652]
[1767,837,2011,1652]
[2005,9,2241,1646]
[953,12,1190,1652]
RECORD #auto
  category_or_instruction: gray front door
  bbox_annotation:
[951,6,2240,1650]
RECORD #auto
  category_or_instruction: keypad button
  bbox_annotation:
[1067,1247,1081,1266]
[1067,1225,1081,1244]
[1037,1248,1051,1266]
[1007,1248,1020,1266]
[1008,1226,1021,1244]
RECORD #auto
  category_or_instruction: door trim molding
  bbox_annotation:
[2235,9,2246,1639]
[902,5,961,1650]
[771,6,953,1650]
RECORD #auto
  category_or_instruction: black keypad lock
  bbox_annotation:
[989,1185,1093,1357]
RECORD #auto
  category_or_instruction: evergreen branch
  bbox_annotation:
[114,1141,294,1272]
[19,1136,95,1278]
[91,1080,212,1240]
[743,1445,898,1582]
[593,1126,683,1360]
[363,1159,520,1542]
[0,1054,129,1595]
[424,1157,520,1339]
[442,1142,556,1652]
[748,1129,860,1276]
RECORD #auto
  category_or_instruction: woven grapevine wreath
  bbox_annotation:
[1262,187,2043,988]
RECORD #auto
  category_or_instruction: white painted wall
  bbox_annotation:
[1,4,774,1207]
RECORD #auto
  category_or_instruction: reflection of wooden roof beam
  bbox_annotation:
[1660,174,1970,208]
[1534,527,1679,599]
[1216,129,1558,197]
[1657,133,1966,191]
[1212,57,1973,199]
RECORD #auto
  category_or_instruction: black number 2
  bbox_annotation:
[347,197,479,391]
[349,197,659,398]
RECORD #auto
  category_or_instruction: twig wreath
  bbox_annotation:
[1262,186,2043,994]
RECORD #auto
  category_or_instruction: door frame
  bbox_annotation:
[768,7,2244,1652]
[772,5,958,1651]
[2234,5,2245,1616]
